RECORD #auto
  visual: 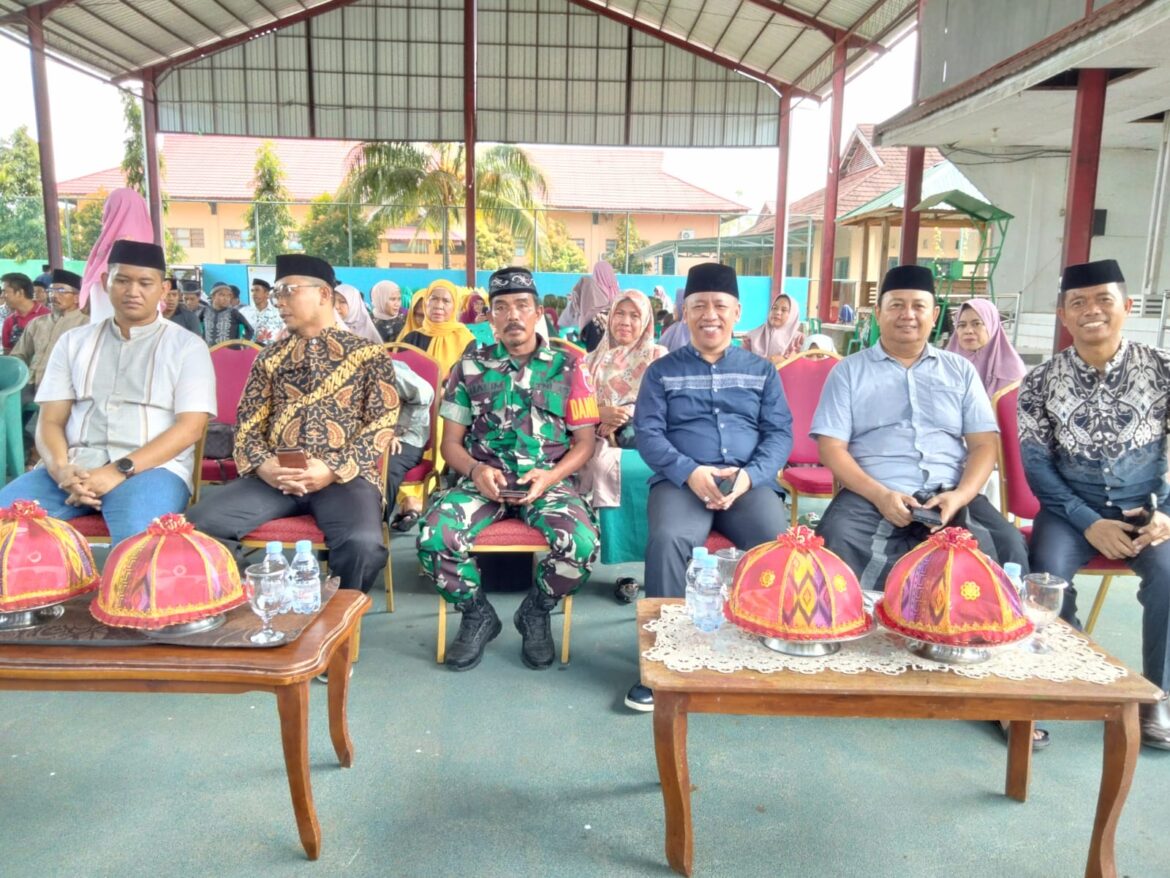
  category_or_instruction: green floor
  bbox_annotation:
[2,528,1168,877]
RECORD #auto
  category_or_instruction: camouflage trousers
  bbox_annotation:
[417,478,600,603]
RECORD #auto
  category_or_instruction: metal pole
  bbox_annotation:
[817,42,846,321]
[1056,68,1108,352]
[463,0,478,286]
[63,202,73,260]
[715,214,722,264]
[771,91,792,298]
[253,202,261,263]
[346,202,354,265]
[27,7,62,266]
[1141,114,1170,347]
[142,69,164,246]
[900,148,925,265]
[534,208,540,271]
[625,212,631,273]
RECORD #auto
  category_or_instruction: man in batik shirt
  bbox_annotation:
[188,254,400,593]
[1020,258,1170,749]
[418,266,600,672]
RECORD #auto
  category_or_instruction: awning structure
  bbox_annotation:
[838,161,990,226]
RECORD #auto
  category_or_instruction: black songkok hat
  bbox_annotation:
[684,262,738,298]
[51,269,82,289]
[1060,259,1125,293]
[880,264,935,295]
[108,239,166,272]
[275,254,335,288]
[252,278,272,290]
[487,266,538,299]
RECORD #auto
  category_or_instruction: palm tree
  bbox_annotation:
[342,141,548,269]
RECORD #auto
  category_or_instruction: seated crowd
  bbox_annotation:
[1,241,1167,754]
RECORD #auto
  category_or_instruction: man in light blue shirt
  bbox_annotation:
[811,265,1026,591]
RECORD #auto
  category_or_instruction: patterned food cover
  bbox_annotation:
[0,500,99,611]
[875,527,1033,646]
[724,525,872,640]
[91,514,246,629]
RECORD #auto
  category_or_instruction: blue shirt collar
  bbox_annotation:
[865,341,939,364]
[684,342,735,363]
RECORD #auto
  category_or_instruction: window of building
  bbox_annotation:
[224,229,251,250]
[571,239,586,251]
[169,227,205,249]
[285,231,302,251]
[514,244,527,258]
[833,257,850,280]
[605,238,617,253]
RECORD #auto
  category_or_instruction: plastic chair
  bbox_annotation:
[992,382,1127,634]
[202,340,262,484]
[0,356,30,486]
[775,350,842,526]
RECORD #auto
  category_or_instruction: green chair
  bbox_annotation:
[0,356,30,486]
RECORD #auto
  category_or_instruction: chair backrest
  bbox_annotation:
[208,341,262,426]
[775,350,842,466]
[385,341,443,457]
[548,336,586,360]
[991,381,1040,521]
[0,355,29,398]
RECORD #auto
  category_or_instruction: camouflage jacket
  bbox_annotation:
[440,338,599,476]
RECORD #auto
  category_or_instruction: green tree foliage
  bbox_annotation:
[343,142,548,270]
[606,216,649,274]
[539,219,588,274]
[475,223,515,270]
[243,142,296,264]
[0,126,47,261]
[120,93,185,264]
[298,194,381,267]
[67,190,107,258]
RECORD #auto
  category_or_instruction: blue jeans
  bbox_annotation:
[0,466,190,546]
[1029,507,1170,689]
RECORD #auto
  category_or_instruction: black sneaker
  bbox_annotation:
[624,683,654,712]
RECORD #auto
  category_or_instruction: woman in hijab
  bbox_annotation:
[658,289,691,352]
[743,293,805,364]
[945,298,1026,397]
[579,289,667,602]
[79,188,155,322]
[566,261,619,352]
[396,292,428,341]
[333,284,384,344]
[458,288,490,324]
[802,333,837,354]
[372,280,407,341]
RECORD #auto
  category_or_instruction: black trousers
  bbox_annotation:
[385,442,425,516]
[187,476,387,593]
[644,481,788,598]
[816,488,1029,591]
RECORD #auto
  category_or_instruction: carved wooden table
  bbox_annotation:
[637,598,1160,878]
[0,589,370,860]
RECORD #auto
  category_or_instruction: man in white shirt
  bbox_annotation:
[0,241,217,545]
[239,278,285,345]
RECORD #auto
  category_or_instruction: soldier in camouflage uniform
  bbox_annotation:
[418,266,600,671]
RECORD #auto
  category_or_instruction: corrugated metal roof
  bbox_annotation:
[837,161,988,222]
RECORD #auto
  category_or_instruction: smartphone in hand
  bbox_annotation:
[276,447,309,469]
[910,506,943,528]
[717,469,740,497]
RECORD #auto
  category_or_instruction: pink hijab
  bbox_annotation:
[80,188,155,322]
[744,293,804,360]
[945,298,1026,396]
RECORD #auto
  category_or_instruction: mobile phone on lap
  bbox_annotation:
[276,447,309,469]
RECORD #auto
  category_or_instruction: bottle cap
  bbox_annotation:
[266,541,283,555]
[702,556,718,568]
[1003,562,1022,577]
[692,547,709,560]
[295,539,313,553]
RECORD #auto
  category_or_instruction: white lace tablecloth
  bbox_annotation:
[642,604,1127,684]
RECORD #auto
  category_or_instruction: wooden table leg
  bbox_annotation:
[653,692,693,877]
[1085,705,1140,878]
[1004,720,1034,802]
[275,682,322,860]
[328,634,354,768]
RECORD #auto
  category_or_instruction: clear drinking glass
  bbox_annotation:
[1020,573,1067,654]
[245,564,287,645]
[714,547,745,596]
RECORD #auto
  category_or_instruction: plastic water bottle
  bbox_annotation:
[683,546,709,601]
[688,557,725,633]
[1003,562,1024,598]
[288,540,322,615]
[262,541,291,613]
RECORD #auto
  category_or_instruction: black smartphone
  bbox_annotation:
[910,506,943,528]
[717,470,739,496]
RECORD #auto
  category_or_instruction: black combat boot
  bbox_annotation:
[513,587,559,669]
[445,590,502,671]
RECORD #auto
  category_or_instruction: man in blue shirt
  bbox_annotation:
[627,262,793,711]
[1020,259,1170,749]
[812,265,1027,591]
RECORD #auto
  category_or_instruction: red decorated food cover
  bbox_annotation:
[91,514,246,629]
[0,500,98,611]
[724,526,872,641]
[875,527,1033,646]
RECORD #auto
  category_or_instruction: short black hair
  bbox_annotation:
[1,273,34,299]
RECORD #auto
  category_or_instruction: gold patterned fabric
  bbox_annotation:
[234,327,400,488]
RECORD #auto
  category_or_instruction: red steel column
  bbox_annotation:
[27,7,62,267]
[770,91,792,298]
[463,0,477,287]
[142,69,164,246]
[1056,68,1108,351]
[817,41,846,321]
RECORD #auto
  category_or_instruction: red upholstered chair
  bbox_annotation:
[201,340,262,485]
[993,382,1128,634]
[436,519,574,665]
[775,350,842,526]
[548,337,587,359]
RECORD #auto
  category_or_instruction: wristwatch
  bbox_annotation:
[114,457,137,477]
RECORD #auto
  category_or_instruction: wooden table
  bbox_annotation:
[0,589,370,860]
[637,598,1161,878]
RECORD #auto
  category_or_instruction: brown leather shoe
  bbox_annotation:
[1139,692,1170,750]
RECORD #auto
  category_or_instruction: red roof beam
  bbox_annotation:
[786,0,915,93]
[564,0,815,101]
[745,0,883,52]
[112,0,366,83]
